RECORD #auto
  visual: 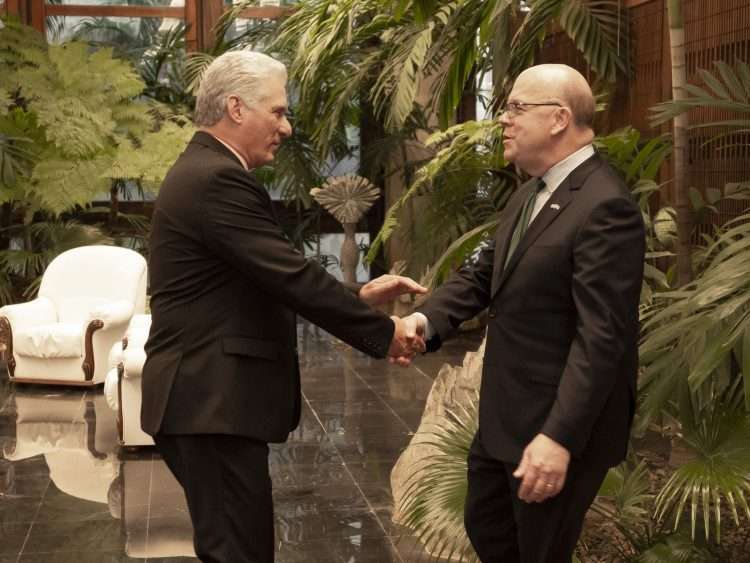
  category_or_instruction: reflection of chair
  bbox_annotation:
[108,457,196,558]
[104,314,153,446]
[2,392,119,503]
[0,245,147,386]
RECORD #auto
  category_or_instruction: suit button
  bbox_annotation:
[488,307,497,319]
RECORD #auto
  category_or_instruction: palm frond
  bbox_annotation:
[397,393,479,562]
[366,118,504,263]
[650,60,750,140]
[653,379,750,542]
[558,0,628,82]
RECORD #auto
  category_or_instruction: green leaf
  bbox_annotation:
[688,187,705,212]
[743,329,750,411]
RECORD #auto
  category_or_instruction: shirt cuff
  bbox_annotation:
[412,312,435,340]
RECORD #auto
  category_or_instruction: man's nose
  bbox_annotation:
[280,117,292,138]
[498,111,511,127]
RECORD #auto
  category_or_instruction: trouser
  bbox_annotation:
[464,432,609,563]
[154,433,274,563]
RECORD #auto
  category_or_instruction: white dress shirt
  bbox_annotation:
[529,144,595,225]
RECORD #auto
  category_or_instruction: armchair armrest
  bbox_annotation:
[0,297,57,329]
[88,300,134,330]
[122,348,147,378]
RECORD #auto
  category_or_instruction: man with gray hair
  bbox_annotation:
[141,50,425,562]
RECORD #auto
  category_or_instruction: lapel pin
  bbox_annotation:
[550,203,560,210]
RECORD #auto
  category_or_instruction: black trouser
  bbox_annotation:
[154,433,274,563]
[464,432,609,563]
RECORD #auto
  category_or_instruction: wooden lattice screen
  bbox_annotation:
[539,0,750,232]
[684,0,750,231]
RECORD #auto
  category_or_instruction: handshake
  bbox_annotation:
[357,273,430,367]
[388,314,427,367]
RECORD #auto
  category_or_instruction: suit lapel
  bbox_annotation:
[491,153,604,298]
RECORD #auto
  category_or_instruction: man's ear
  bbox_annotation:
[226,95,243,124]
[550,106,572,136]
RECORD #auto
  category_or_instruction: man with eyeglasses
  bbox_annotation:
[397,64,645,562]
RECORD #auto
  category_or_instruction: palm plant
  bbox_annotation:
[137,22,193,109]
[653,377,750,543]
[641,59,750,415]
[397,392,479,562]
[635,59,750,546]
[651,59,750,150]
[0,17,193,304]
[366,117,514,284]
[589,458,716,561]
[179,1,630,280]
[589,460,658,559]
[268,0,629,149]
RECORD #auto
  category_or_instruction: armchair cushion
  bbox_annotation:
[15,322,82,358]
[57,297,109,324]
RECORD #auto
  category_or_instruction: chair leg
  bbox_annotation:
[82,319,104,381]
[0,316,15,378]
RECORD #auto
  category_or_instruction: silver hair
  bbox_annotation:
[193,50,288,127]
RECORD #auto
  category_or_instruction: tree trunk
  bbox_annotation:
[0,203,12,251]
[109,180,120,230]
[340,222,359,284]
[360,96,387,279]
[667,0,693,285]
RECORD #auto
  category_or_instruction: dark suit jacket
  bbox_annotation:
[419,153,645,468]
[141,132,394,443]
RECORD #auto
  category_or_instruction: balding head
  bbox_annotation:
[516,64,595,129]
[499,64,596,176]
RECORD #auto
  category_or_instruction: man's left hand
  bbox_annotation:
[513,433,571,503]
[359,274,428,306]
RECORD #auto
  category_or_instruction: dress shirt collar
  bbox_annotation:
[540,144,595,195]
[208,133,249,171]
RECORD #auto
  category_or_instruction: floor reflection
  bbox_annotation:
[0,326,482,562]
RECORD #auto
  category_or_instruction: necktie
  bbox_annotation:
[504,178,545,269]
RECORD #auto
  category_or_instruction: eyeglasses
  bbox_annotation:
[499,101,563,117]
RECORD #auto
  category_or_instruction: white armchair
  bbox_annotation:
[104,314,153,446]
[0,245,147,386]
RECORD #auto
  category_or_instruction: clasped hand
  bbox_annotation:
[357,275,428,367]
[387,313,426,367]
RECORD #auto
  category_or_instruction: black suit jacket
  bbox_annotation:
[419,153,645,468]
[141,132,394,443]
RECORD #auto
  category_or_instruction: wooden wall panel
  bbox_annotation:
[538,0,750,222]
[681,0,750,230]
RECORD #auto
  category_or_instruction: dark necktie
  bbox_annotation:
[504,178,545,269]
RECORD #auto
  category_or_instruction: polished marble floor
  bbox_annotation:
[0,324,482,562]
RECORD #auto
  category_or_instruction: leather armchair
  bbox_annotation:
[104,314,153,446]
[0,246,147,386]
